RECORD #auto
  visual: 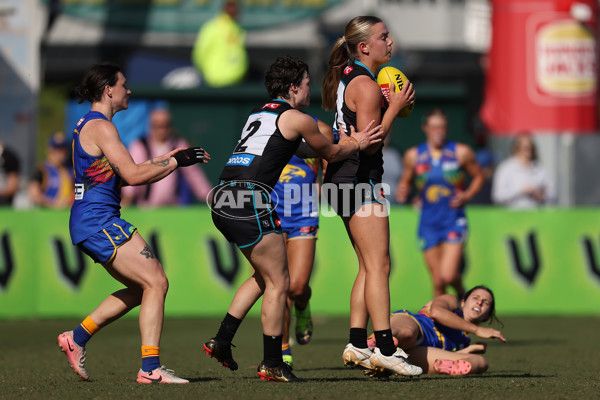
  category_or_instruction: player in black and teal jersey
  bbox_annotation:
[205,56,382,382]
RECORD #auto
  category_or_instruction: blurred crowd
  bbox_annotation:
[0,2,555,211]
[0,119,555,211]
[0,107,213,210]
[383,134,555,209]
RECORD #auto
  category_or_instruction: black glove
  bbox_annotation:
[173,147,206,167]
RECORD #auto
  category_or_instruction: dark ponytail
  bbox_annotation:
[75,62,121,104]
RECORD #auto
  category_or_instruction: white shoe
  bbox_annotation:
[136,365,189,384]
[342,343,373,370]
[369,347,423,377]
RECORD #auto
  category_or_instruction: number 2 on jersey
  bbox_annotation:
[234,121,261,153]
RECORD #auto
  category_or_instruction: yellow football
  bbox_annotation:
[377,66,414,118]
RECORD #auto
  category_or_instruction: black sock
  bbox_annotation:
[374,329,395,356]
[349,327,368,349]
[263,334,283,367]
[216,313,242,343]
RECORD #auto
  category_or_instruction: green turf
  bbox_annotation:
[1,316,598,399]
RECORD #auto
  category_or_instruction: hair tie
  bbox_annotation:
[342,38,349,53]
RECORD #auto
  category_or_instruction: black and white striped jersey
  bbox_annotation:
[219,99,301,189]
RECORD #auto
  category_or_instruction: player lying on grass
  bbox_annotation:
[367,285,506,376]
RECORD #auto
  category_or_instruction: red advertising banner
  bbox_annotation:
[480,0,598,134]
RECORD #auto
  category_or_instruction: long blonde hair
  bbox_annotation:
[321,16,383,111]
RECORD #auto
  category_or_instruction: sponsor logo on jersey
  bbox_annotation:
[262,102,281,109]
[442,161,459,171]
[225,154,255,166]
[343,66,353,75]
[76,117,85,127]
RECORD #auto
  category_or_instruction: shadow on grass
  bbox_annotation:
[420,372,552,381]
[304,377,387,382]
[470,372,553,379]
[186,377,221,383]
[297,366,349,371]
[492,339,567,346]
[311,338,350,344]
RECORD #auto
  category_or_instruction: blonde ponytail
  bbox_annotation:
[321,16,383,111]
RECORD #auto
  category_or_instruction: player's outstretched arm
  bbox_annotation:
[285,111,382,163]
[457,342,487,354]
[473,326,507,343]
[172,147,211,167]
[94,120,210,186]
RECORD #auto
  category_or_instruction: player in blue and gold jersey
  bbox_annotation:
[57,62,208,384]
[272,154,320,368]
[397,108,484,298]
[367,286,506,376]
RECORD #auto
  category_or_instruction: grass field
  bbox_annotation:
[1,316,599,399]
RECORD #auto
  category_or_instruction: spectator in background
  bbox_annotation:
[121,108,212,207]
[191,0,248,87]
[28,131,74,208]
[0,139,20,206]
[492,136,555,208]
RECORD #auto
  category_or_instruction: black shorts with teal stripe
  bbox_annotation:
[323,178,387,217]
[77,218,137,264]
[211,182,282,248]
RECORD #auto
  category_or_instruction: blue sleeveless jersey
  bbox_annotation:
[271,155,319,228]
[69,111,124,245]
[415,141,466,230]
[392,307,471,351]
